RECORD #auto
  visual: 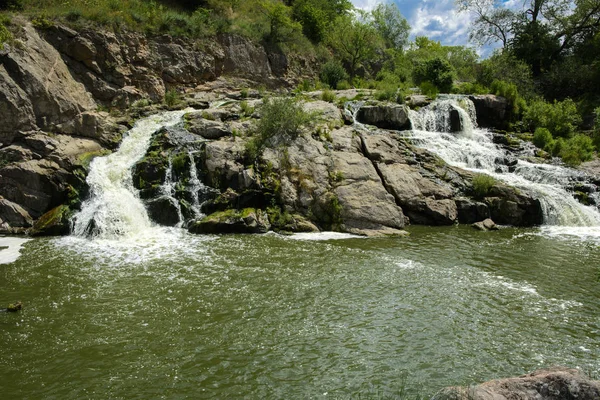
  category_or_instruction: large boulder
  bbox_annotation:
[184,114,231,140]
[356,104,411,130]
[469,95,509,129]
[438,367,600,399]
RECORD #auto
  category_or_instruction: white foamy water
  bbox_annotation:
[71,110,192,239]
[0,237,31,264]
[405,97,600,228]
[287,232,363,241]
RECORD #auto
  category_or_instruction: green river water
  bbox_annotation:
[1,226,599,399]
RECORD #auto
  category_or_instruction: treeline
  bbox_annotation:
[2,0,600,164]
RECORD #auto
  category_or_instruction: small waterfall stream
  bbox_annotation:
[71,110,190,238]
[187,151,207,219]
[160,155,185,227]
[405,97,600,227]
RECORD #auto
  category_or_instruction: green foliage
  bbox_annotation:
[246,97,312,162]
[453,82,489,95]
[490,80,526,117]
[326,13,383,78]
[370,2,410,50]
[0,20,12,50]
[321,89,335,103]
[533,128,553,150]
[412,57,454,93]
[336,80,351,90]
[593,107,600,149]
[477,52,535,98]
[0,0,23,11]
[560,135,595,166]
[291,0,351,43]
[522,98,582,138]
[240,100,254,117]
[472,174,496,199]
[164,89,181,107]
[259,0,302,43]
[240,88,249,98]
[419,81,438,99]
[319,60,348,89]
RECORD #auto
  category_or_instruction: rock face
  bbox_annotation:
[469,95,509,129]
[189,208,271,234]
[438,367,600,400]
[0,20,314,234]
[356,104,411,130]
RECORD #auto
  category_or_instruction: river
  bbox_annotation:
[1,99,600,398]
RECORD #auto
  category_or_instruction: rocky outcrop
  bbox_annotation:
[189,208,271,234]
[469,95,509,129]
[438,367,600,399]
[356,104,411,131]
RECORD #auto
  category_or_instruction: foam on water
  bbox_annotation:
[0,236,31,264]
[286,232,364,241]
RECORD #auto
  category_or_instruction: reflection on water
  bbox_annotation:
[1,226,599,398]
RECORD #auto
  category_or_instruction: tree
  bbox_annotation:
[412,57,455,93]
[291,0,352,43]
[370,2,410,50]
[456,0,515,47]
[326,14,383,79]
[258,0,302,43]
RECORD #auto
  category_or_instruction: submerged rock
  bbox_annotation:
[437,367,600,399]
[472,218,498,231]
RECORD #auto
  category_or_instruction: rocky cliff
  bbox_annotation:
[0,20,313,233]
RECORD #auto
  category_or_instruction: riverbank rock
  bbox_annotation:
[188,208,271,234]
[356,104,411,130]
[437,367,600,399]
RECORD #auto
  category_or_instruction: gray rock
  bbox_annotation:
[456,197,490,224]
[438,366,600,399]
[145,196,181,226]
[189,208,271,234]
[472,218,498,231]
[356,104,411,130]
[184,114,231,139]
[469,94,509,129]
[0,198,34,228]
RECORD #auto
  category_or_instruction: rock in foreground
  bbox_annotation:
[437,367,600,400]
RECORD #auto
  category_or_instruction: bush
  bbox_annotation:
[560,134,595,166]
[413,57,455,93]
[240,100,254,117]
[336,80,351,90]
[593,107,600,149]
[419,81,439,98]
[164,89,181,107]
[0,21,11,50]
[0,0,23,11]
[453,82,489,95]
[320,60,348,89]
[472,174,496,198]
[533,127,554,150]
[321,89,335,103]
[246,97,313,162]
[523,98,582,138]
[490,80,526,117]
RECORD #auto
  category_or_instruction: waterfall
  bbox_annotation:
[71,110,190,238]
[160,155,185,228]
[187,151,207,219]
[406,98,600,227]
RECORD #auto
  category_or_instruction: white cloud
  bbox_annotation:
[409,0,475,46]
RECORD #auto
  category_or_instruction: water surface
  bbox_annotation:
[1,226,599,398]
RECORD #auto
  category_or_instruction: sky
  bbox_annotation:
[350,0,495,55]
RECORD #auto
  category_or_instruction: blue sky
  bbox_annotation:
[351,0,488,52]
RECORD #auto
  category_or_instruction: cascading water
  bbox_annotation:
[187,151,208,219]
[160,155,185,227]
[71,110,191,238]
[405,97,600,227]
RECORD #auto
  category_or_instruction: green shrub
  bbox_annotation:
[0,21,11,50]
[522,98,582,138]
[593,107,600,149]
[240,100,254,117]
[321,89,335,103]
[560,134,595,166]
[533,127,554,150]
[245,97,313,162]
[453,82,489,95]
[551,137,566,157]
[472,174,496,198]
[491,80,526,117]
[0,0,23,11]
[320,60,348,89]
[240,88,249,99]
[419,81,439,98]
[413,57,455,93]
[164,89,181,107]
[336,80,351,90]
